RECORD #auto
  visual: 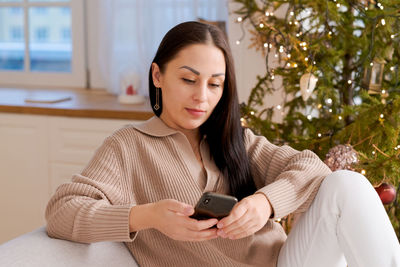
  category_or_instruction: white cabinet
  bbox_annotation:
[0,113,141,244]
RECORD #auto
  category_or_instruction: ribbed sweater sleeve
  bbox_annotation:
[45,136,136,244]
[245,129,332,219]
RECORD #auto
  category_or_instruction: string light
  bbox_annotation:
[307,115,312,120]
[265,11,270,16]
[275,53,278,58]
[290,11,294,16]
[277,105,282,110]
[347,80,352,84]
[296,33,300,37]
[391,34,395,39]
[317,133,322,137]
[381,19,386,26]
[336,3,341,8]
[326,98,332,105]
[370,62,374,66]
[237,17,243,22]
[236,40,241,45]
[328,31,332,35]
[264,42,268,48]
[329,108,333,112]
[271,75,275,80]
[380,114,384,119]
[313,61,316,65]
[361,169,366,175]
[250,111,255,115]
[318,104,322,109]
[338,115,343,120]
[381,89,386,94]
[305,57,309,62]
[293,63,298,68]
[287,63,291,67]
[372,151,376,155]
[287,54,291,58]
[279,46,284,53]
[390,66,395,71]
[259,23,264,28]
[365,7,368,11]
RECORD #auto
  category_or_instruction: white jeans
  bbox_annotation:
[277,170,400,267]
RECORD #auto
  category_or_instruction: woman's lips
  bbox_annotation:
[186,108,206,117]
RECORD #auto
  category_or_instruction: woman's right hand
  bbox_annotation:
[144,199,218,242]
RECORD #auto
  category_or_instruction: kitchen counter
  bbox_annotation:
[0,87,154,120]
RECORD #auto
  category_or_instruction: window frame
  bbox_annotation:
[0,0,86,88]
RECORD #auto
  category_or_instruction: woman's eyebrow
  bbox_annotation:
[179,65,225,77]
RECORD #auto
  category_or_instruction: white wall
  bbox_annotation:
[86,0,283,108]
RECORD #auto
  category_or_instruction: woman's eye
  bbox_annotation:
[210,83,220,88]
[182,78,195,84]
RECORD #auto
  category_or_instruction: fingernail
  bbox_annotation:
[217,230,227,238]
[184,207,193,214]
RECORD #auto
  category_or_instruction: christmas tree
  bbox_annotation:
[234,0,400,238]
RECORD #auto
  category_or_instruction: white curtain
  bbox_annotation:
[97,0,229,95]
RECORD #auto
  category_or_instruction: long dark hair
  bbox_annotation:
[149,21,256,200]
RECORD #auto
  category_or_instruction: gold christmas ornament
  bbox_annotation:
[300,73,318,101]
[363,58,385,94]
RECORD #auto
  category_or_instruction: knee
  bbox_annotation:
[319,170,374,198]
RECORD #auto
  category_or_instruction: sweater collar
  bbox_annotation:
[133,116,179,137]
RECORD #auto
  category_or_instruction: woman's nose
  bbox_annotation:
[193,82,207,102]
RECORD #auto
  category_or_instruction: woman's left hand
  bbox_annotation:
[216,193,273,240]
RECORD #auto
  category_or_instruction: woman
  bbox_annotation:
[45,21,400,267]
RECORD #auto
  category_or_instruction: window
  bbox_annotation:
[0,0,85,88]
[35,27,48,41]
[10,26,23,41]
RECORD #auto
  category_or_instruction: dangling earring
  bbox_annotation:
[154,87,160,110]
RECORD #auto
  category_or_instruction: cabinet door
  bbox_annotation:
[0,114,49,244]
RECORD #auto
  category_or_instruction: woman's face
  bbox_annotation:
[152,43,225,131]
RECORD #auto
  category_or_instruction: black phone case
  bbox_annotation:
[190,192,238,220]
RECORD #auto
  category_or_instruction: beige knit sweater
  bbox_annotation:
[45,116,332,266]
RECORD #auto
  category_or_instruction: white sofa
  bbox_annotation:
[0,227,139,267]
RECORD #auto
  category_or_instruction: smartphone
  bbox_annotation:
[190,192,238,220]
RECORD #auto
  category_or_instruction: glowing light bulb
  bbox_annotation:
[236,40,240,45]
[259,23,264,28]
[338,116,342,120]
[237,17,243,22]
[264,43,268,48]
[361,170,366,175]
[305,57,309,61]
[250,111,255,115]
[277,105,282,110]
[380,114,384,119]
[307,115,312,120]
[370,62,374,66]
[317,133,322,137]
[390,66,395,71]
[347,80,352,84]
[326,98,332,104]
[382,89,386,94]
[381,19,386,26]
[290,11,294,16]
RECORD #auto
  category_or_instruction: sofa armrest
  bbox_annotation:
[0,226,138,267]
